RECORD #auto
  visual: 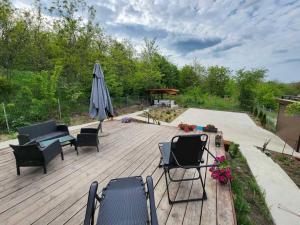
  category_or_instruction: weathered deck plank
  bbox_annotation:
[0,121,235,225]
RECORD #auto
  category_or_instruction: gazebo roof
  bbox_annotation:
[148,88,179,95]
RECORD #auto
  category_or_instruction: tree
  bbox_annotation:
[179,65,201,90]
[154,54,179,88]
[236,69,266,110]
[206,66,231,97]
[255,81,282,110]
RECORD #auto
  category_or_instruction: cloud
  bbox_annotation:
[172,38,222,55]
[279,58,300,64]
[106,23,169,40]
[213,43,243,52]
[11,0,300,82]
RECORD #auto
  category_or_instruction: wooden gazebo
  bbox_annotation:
[148,88,179,107]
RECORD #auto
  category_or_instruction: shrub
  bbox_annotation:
[261,113,267,127]
[253,107,258,116]
[229,143,240,158]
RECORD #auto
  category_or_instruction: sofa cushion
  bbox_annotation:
[18,120,57,139]
[35,131,68,143]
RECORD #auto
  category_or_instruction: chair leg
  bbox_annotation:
[198,169,207,200]
[61,151,64,160]
[163,168,172,204]
[158,157,163,168]
[164,167,207,204]
[16,165,20,175]
[43,164,47,174]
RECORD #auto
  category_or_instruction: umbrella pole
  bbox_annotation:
[98,120,109,137]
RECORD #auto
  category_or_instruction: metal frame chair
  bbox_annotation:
[159,134,217,204]
[84,176,158,225]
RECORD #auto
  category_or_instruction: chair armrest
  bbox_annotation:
[57,124,69,134]
[41,140,62,163]
[77,133,99,146]
[17,134,30,145]
[84,181,100,225]
[146,176,158,225]
[80,128,98,134]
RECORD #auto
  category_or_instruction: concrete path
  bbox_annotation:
[114,110,170,126]
[171,108,300,225]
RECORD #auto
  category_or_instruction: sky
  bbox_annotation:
[12,0,300,83]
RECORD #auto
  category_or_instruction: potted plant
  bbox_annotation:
[203,124,218,133]
[209,155,233,184]
[178,123,196,132]
[215,134,222,147]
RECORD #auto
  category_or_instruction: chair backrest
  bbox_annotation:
[170,134,208,166]
[18,120,57,139]
[10,144,43,163]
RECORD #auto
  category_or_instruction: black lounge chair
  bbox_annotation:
[84,176,158,225]
[159,134,217,204]
[10,140,63,175]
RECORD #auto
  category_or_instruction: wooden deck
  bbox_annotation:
[0,121,236,225]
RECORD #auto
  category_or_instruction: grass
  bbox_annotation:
[175,94,241,112]
[228,143,274,225]
[139,107,186,122]
[270,152,300,188]
[0,104,148,142]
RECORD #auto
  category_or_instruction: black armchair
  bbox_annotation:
[84,176,158,225]
[80,123,102,135]
[10,140,63,175]
[77,129,100,153]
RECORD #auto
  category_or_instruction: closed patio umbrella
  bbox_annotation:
[89,63,114,134]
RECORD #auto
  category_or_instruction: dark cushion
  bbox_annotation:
[35,131,68,143]
[18,120,57,139]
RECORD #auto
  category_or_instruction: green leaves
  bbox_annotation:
[286,102,300,116]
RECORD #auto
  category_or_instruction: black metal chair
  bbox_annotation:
[84,176,158,225]
[77,125,100,152]
[159,134,217,204]
[10,140,63,175]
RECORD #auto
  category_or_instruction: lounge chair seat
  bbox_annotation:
[84,176,158,225]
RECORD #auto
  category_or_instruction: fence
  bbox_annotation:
[0,95,149,134]
[255,104,277,132]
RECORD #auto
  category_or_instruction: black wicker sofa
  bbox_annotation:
[17,120,69,145]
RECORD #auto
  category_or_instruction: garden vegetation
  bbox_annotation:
[0,0,299,131]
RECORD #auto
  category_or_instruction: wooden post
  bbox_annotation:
[2,103,10,133]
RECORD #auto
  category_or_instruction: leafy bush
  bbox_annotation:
[253,107,258,116]
[286,102,300,116]
[261,113,267,127]
[229,143,240,158]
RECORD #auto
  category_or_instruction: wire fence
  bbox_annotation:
[255,104,277,132]
[0,95,149,134]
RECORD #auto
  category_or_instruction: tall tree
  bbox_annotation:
[236,69,266,109]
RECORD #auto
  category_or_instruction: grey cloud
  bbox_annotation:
[172,38,222,55]
[213,43,242,52]
[273,49,288,54]
[106,23,169,39]
[279,58,300,64]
